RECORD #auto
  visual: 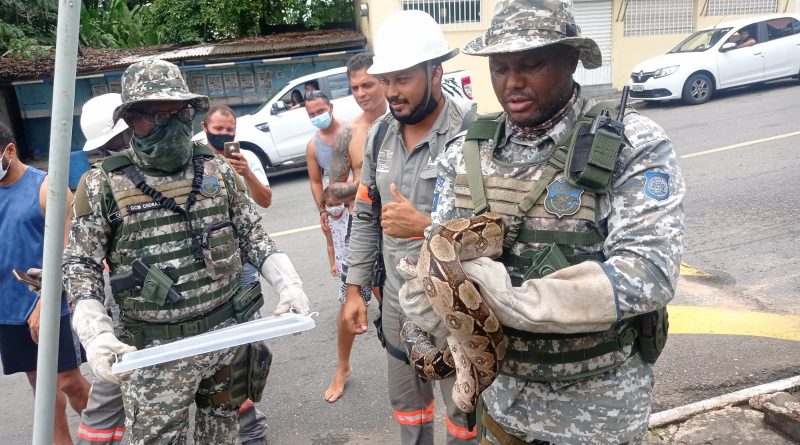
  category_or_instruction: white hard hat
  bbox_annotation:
[368,10,459,75]
[81,93,130,152]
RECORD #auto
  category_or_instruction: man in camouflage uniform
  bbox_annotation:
[426,1,685,443]
[63,59,310,445]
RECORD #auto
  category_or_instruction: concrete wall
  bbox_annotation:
[611,0,798,88]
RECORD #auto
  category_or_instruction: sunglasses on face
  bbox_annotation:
[125,106,196,126]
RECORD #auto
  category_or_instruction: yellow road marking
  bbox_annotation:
[270,224,321,238]
[681,130,800,159]
[669,305,800,342]
[679,263,712,277]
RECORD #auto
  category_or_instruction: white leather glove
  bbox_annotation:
[396,257,448,337]
[260,253,310,315]
[72,299,136,384]
[462,257,619,334]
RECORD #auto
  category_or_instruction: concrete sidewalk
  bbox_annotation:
[643,376,800,444]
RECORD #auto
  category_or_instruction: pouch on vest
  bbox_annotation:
[636,307,669,364]
[521,244,571,282]
[199,221,241,280]
[232,282,264,323]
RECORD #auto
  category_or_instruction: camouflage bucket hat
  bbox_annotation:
[113,59,210,122]
[463,0,602,70]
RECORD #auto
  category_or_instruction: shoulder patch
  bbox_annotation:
[643,170,670,201]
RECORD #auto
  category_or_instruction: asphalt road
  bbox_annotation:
[2,79,800,444]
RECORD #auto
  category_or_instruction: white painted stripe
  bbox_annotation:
[270,224,321,238]
[681,130,800,159]
[204,61,236,68]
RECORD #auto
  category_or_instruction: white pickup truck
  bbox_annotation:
[195,66,476,173]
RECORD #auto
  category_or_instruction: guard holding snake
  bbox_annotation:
[400,1,685,444]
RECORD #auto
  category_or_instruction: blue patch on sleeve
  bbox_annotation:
[643,170,670,201]
[432,175,444,212]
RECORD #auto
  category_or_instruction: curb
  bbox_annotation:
[649,375,800,428]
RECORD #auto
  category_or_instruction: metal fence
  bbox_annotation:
[400,0,484,30]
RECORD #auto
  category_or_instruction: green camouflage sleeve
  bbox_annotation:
[431,135,475,228]
[220,159,278,268]
[601,112,685,316]
[62,168,112,305]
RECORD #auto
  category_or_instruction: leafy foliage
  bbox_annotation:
[79,0,158,48]
[0,0,57,59]
[0,0,355,56]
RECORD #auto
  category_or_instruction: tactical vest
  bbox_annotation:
[459,101,667,381]
[100,145,243,327]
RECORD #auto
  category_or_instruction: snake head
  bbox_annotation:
[396,257,419,281]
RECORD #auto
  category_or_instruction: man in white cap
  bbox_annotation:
[81,93,133,160]
[413,1,686,443]
[341,10,477,445]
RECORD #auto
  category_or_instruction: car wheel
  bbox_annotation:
[682,73,713,105]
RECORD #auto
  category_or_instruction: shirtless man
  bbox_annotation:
[323,53,387,402]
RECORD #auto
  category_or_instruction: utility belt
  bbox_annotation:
[120,282,264,349]
[498,307,668,381]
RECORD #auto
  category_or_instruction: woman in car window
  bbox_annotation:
[289,89,305,109]
[733,28,757,48]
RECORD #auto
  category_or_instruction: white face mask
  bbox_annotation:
[325,203,346,218]
[0,146,9,182]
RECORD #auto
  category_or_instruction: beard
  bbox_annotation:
[504,83,574,128]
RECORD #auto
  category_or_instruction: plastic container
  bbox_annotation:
[111,313,315,374]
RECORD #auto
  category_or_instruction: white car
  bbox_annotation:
[194,66,475,173]
[629,14,800,105]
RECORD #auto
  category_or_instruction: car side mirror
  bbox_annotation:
[720,42,736,51]
[271,101,288,115]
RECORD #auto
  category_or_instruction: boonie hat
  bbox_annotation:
[463,0,602,70]
[113,59,210,122]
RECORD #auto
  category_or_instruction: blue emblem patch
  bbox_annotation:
[644,170,670,201]
[544,179,583,218]
[200,176,221,198]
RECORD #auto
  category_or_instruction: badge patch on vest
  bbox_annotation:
[644,170,670,201]
[126,201,162,214]
[200,175,222,198]
[544,179,583,218]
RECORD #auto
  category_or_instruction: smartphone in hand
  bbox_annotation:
[223,141,240,159]
[12,268,41,291]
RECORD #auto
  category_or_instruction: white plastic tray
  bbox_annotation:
[111,313,315,374]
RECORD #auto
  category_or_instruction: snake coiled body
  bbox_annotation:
[400,213,507,412]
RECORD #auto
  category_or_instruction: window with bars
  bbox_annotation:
[624,0,694,37]
[401,0,482,27]
[707,0,778,15]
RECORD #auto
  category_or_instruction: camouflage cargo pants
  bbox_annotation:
[121,346,239,445]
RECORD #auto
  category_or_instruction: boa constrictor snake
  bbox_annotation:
[399,213,507,413]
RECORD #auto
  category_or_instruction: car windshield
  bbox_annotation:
[669,28,732,53]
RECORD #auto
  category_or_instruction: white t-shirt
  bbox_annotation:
[241,149,269,187]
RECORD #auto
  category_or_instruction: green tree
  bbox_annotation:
[139,0,355,44]
[80,0,157,48]
[0,0,57,58]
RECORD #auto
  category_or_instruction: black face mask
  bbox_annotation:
[205,132,235,151]
[391,62,440,126]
